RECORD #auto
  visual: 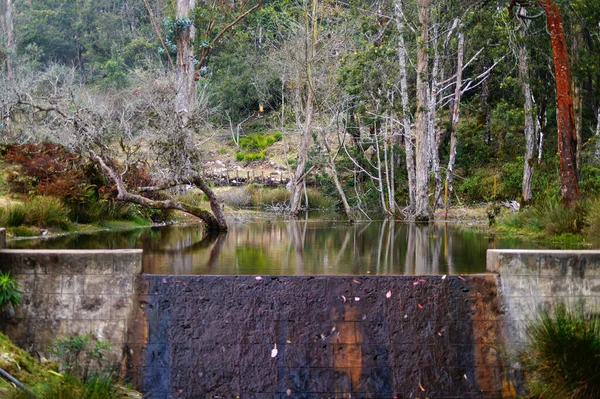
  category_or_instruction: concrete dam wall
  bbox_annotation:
[128,274,511,398]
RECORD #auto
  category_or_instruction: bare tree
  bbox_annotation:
[1,66,228,232]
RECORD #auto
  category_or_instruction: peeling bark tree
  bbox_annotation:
[172,0,261,121]
[445,31,464,215]
[539,0,580,204]
[414,0,431,222]
[175,0,197,118]
[519,45,535,203]
[394,0,416,213]
[4,0,13,79]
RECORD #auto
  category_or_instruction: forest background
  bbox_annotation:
[0,0,599,234]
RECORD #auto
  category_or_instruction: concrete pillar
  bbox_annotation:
[0,228,5,249]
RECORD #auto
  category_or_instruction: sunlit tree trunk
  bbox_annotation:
[539,0,579,205]
[414,0,431,222]
[394,0,416,214]
[445,31,464,215]
[175,0,197,120]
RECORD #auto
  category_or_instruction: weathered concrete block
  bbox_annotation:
[0,228,5,249]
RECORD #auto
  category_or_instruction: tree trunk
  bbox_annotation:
[290,0,317,216]
[290,84,312,215]
[5,0,13,80]
[429,19,442,210]
[393,0,416,213]
[91,151,227,232]
[414,0,431,222]
[540,0,579,205]
[175,0,197,119]
[445,32,464,216]
[519,45,535,204]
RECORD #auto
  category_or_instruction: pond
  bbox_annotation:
[5,215,545,275]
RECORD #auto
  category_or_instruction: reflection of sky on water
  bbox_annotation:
[6,217,554,275]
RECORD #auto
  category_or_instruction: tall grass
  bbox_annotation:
[523,303,600,398]
[0,197,70,229]
[4,373,119,399]
[0,203,27,227]
[500,198,587,237]
[26,197,71,229]
[583,197,600,245]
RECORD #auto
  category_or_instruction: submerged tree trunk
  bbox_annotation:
[394,0,416,214]
[539,0,579,205]
[175,0,197,119]
[445,32,464,216]
[520,45,535,204]
[414,0,431,222]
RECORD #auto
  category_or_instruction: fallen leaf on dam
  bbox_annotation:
[386,290,392,298]
[255,276,262,280]
[419,382,425,391]
[271,344,278,358]
[341,295,347,303]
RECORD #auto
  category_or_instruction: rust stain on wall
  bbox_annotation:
[333,303,363,395]
[470,276,516,397]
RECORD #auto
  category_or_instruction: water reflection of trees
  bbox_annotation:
[10,220,504,275]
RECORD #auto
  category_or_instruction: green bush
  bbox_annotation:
[0,271,22,312]
[523,303,600,399]
[49,332,112,378]
[302,187,338,209]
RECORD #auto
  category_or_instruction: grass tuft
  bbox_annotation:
[523,303,600,399]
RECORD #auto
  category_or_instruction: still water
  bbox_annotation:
[6,216,544,275]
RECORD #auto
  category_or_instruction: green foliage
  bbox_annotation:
[4,372,120,399]
[234,132,281,162]
[457,169,497,203]
[49,332,112,378]
[0,272,22,312]
[301,187,337,210]
[239,132,282,150]
[523,303,600,399]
